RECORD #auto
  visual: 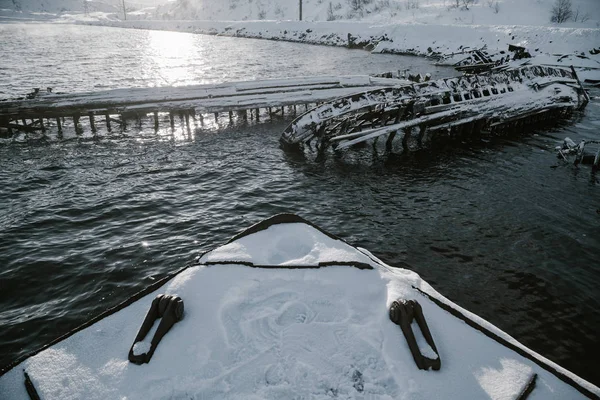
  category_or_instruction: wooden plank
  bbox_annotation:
[5,123,43,132]
[73,115,82,135]
[0,75,407,120]
[89,113,96,133]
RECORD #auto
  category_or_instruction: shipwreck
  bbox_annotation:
[280,65,590,153]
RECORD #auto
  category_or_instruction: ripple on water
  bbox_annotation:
[0,24,599,387]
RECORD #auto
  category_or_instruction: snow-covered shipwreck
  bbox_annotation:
[280,65,590,153]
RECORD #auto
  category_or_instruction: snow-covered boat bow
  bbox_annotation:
[0,214,598,399]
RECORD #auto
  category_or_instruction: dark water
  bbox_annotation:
[0,24,599,387]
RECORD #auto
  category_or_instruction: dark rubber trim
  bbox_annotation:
[226,213,344,244]
[414,287,599,399]
[0,264,192,378]
[199,260,373,270]
[517,373,537,400]
[23,371,40,400]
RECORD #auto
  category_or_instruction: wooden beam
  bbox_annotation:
[417,125,427,148]
[5,123,42,132]
[73,115,82,135]
[385,131,397,151]
[89,113,96,133]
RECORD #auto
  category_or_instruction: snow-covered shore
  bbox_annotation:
[4,0,600,66]
[84,18,600,65]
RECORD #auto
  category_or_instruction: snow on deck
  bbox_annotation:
[0,221,598,399]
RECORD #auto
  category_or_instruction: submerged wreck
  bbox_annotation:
[280,65,589,152]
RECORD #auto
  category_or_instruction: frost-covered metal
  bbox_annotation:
[280,66,589,152]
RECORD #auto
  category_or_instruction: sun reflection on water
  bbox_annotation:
[144,30,208,87]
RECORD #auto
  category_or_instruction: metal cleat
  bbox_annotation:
[389,299,441,371]
[128,294,184,365]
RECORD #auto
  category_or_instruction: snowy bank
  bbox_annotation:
[84,18,600,61]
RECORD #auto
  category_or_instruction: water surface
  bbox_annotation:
[0,23,599,387]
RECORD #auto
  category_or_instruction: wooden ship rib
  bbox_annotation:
[280,65,590,153]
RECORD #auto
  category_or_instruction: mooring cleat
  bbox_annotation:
[389,299,441,371]
[128,294,184,365]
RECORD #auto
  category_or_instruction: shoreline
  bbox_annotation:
[81,19,600,60]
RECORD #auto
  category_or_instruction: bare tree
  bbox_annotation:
[327,2,336,20]
[405,0,419,9]
[580,12,591,23]
[572,6,590,22]
[487,0,499,14]
[349,0,362,11]
[551,0,572,23]
[461,0,474,10]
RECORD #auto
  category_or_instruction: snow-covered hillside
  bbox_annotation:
[155,0,600,28]
[2,0,598,28]
[0,0,166,14]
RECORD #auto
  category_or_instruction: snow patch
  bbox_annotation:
[201,222,373,266]
[132,341,152,356]
[411,320,438,360]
